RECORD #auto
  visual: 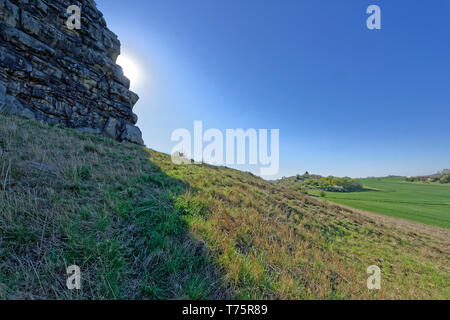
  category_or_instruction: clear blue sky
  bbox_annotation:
[96,0,450,179]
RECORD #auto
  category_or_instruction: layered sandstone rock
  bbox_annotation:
[0,0,144,144]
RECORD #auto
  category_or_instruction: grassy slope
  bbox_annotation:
[0,114,449,299]
[321,177,450,229]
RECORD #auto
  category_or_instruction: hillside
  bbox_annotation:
[0,114,449,299]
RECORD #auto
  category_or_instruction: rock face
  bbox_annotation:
[0,0,144,145]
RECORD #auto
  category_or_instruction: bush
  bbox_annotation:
[440,175,450,184]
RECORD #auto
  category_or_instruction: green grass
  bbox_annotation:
[0,114,228,300]
[0,114,449,300]
[321,177,450,229]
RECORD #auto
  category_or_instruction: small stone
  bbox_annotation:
[17,161,57,177]
[16,161,63,187]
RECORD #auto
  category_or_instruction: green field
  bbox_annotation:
[322,177,450,229]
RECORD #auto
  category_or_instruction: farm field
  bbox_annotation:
[322,177,450,229]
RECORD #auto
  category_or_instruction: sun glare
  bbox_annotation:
[117,54,141,89]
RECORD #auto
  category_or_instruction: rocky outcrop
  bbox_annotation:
[0,0,144,144]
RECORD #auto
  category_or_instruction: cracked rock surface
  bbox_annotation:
[0,0,144,145]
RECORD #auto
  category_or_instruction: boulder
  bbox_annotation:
[0,93,35,119]
[121,123,144,145]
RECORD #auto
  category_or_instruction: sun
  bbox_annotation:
[117,54,141,89]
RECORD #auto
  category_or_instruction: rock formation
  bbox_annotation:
[0,0,143,144]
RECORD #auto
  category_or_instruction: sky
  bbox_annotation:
[96,0,450,179]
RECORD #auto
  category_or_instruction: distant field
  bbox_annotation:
[322,177,450,229]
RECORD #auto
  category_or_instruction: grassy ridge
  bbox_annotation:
[321,177,450,229]
[0,114,449,299]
